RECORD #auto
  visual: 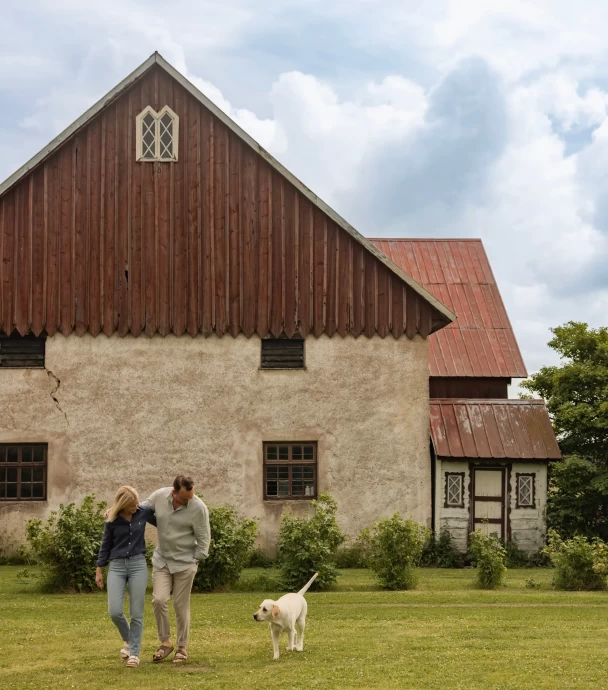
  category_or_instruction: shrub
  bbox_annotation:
[469,530,507,589]
[367,514,430,590]
[277,492,345,591]
[421,528,464,568]
[525,577,541,589]
[247,548,275,569]
[504,538,531,568]
[543,530,607,591]
[335,530,372,569]
[193,504,258,592]
[145,541,155,568]
[25,495,106,592]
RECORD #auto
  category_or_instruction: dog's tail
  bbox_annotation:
[298,572,319,596]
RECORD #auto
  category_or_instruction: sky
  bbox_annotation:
[2,1,608,388]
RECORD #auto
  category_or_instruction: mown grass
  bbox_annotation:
[2,566,608,689]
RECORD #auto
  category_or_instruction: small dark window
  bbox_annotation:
[261,338,304,369]
[0,333,46,368]
[264,442,317,499]
[0,444,47,501]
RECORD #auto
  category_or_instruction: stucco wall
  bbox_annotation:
[509,463,548,553]
[435,459,470,553]
[0,332,430,553]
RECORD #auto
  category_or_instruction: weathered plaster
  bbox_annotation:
[435,460,548,554]
[0,332,430,552]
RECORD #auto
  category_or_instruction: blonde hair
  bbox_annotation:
[107,486,139,522]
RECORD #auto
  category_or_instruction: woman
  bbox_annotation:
[96,486,156,667]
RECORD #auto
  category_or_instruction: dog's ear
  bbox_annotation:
[272,604,281,617]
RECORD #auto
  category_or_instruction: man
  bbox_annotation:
[142,475,211,664]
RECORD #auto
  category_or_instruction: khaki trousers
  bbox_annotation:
[152,564,197,649]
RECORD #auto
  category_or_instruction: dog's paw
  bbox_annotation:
[273,655,280,661]
[295,647,303,652]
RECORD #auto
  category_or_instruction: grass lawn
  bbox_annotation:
[3,566,608,689]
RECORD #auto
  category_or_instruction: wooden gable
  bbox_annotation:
[0,55,454,340]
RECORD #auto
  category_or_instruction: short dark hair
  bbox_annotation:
[173,475,194,492]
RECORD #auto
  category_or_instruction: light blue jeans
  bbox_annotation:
[107,554,148,656]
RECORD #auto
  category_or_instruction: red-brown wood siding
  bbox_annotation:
[429,377,510,399]
[0,66,445,340]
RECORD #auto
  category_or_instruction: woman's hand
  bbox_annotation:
[95,567,104,589]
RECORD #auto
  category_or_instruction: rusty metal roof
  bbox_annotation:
[369,239,527,378]
[429,399,561,460]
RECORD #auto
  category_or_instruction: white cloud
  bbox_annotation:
[2,0,608,386]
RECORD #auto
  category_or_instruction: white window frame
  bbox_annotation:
[516,473,535,508]
[445,472,464,508]
[136,105,179,162]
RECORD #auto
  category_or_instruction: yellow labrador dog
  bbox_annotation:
[253,572,318,659]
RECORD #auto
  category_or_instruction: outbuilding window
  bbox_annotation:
[445,472,465,508]
[136,106,178,162]
[264,442,317,499]
[516,473,535,508]
[0,444,47,501]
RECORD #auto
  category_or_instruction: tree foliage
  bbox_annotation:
[521,322,608,539]
[521,321,608,462]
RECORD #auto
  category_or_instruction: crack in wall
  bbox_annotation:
[46,368,70,427]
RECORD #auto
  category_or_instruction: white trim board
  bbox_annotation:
[0,52,456,326]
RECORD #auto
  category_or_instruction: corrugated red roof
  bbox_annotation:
[429,399,561,460]
[369,239,527,378]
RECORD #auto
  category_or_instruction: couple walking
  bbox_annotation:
[96,475,210,667]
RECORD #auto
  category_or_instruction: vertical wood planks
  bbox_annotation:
[0,65,444,342]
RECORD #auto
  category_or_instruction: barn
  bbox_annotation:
[0,53,558,555]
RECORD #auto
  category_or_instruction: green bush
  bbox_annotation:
[25,495,106,592]
[277,492,345,591]
[368,514,430,590]
[469,530,507,589]
[543,530,607,591]
[335,530,372,569]
[421,528,464,568]
[145,541,155,568]
[504,538,531,568]
[247,548,275,569]
[231,569,283,593]
[193,504,258,592]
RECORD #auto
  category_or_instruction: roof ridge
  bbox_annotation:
[0,52,456,327]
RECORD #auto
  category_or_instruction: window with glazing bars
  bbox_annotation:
[516,473,535,508]
[0,333,45,368]
[0,444,47,501]
[264,442,317,499]
[445,472,464,508]
[136,106,179,162]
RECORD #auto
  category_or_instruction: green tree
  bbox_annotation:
[521,322,608,539]
[521,322,608,462]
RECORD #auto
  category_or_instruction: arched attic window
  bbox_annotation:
[136,106,179,162]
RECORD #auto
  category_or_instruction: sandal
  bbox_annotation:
[153,644,174,663]
[126,655,140,667]
[173,649,188,664]
[120,644,130,660]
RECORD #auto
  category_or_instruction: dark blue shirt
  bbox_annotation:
[97,505,157,566]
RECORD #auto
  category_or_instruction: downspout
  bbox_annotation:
[430,440,436,533]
